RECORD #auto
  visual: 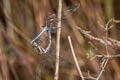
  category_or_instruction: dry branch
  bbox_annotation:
[76,18,120,80]
[68,36,85,80]
[76,26,120,49]
[54,0,62,80]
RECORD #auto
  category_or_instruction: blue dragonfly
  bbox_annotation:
[30,4,80,54]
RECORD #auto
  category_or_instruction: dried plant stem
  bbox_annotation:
[96,58,108,80]
[76,18,120,80]
[54,0,62,80]
[76,26,120,49]
[95,19,110,80]
[68,36,85,80]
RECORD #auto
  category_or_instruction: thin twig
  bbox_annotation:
[96,58,108,80]
[68,36,85,80]
[54,0,62,80]
[95,19,111,80]
[76,26,120,49]
[76,18,120,80]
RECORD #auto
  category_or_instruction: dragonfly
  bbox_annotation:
[30,3,80,54]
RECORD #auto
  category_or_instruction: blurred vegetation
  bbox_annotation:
[0,0,120,80]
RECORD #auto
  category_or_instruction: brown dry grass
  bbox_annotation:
[0,0,120,80]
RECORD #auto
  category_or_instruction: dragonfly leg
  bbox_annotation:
[30,26,48,46]
[34,44,45,54]
[32,29,52,54]
[35,30,52,54]
[43,30,52,53]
